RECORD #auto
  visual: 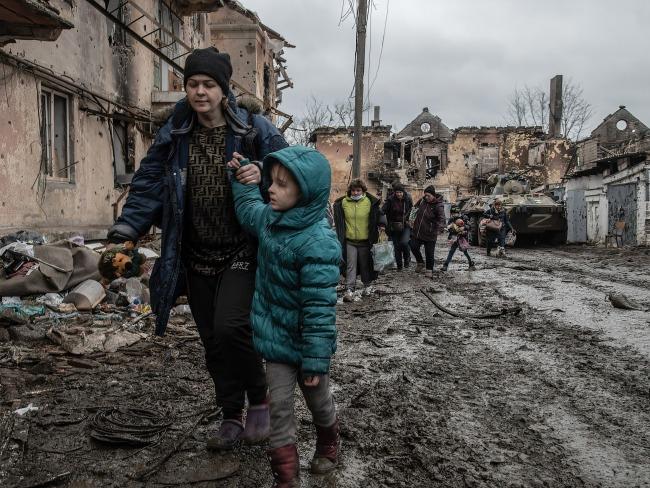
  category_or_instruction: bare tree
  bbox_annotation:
[285,95,371,146]
[506,78,592,140]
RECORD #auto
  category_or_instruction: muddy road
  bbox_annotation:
[1,245,650,487]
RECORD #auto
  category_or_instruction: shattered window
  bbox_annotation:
[112,119,134,185]
[40,87,71,181]
[426,156,441,179]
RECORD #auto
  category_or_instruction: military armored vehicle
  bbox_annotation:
[459,173,567,246]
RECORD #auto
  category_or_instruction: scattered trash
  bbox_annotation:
[63,279,106,311]
[36,292,64,308]
[0,229,47,246]
[138,247,160,259]
[14,403,39,416]
[2,296,22,305]
[172,304,192,316]
[0,303,46,324]
[608,292,646,311]
[47,324,145,355]
[125,277,145,304]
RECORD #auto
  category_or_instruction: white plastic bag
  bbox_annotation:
[372,241,396,272]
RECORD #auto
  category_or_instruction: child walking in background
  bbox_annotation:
[229,146,341,487]
[441,206,476,271]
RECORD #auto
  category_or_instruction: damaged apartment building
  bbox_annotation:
[0,0,293,237]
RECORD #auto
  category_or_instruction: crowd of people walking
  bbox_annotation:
[334,180,515,296]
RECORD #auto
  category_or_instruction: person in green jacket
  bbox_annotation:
[229,146,341,487]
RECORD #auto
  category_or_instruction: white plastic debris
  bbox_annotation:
[14,403,39,416]
[36,293,64,307]
[2,296,22,305]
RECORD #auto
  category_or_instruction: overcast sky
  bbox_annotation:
[241,0,649,135]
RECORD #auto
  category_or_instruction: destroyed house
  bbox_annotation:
[565,106,650,246]
[381,107,573,203]
[310,109,391,200]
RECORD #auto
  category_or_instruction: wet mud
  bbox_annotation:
[1,245,650,487]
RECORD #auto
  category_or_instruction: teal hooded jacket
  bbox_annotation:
[231,146,341,375]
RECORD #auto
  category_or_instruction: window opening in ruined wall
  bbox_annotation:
[112,119,135,185]
[154,0,182,91]
[426,156,441,179]
[40,86,72,182]
[106,0,127,46]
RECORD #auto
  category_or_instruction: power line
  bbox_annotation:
[369,0,389,96]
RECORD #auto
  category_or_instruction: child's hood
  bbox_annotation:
[262,145,331,229]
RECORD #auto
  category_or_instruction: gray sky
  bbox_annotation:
[242,0,649,136]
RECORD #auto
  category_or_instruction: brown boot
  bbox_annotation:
[310,419,340,474]
[268,444,300,488]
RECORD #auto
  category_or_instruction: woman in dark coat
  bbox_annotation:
[381,183,413,270]
[409,185,446,278]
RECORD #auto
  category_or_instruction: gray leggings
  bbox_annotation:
[266,362,337,448]
[346,242,372,289]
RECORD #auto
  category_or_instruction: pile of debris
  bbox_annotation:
[0,230,170,353]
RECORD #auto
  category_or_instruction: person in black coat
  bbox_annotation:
[408,185,446,278]
[381,182,413,270]
[483,199,515,257]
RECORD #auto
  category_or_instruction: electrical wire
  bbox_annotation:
[369,0,390,94]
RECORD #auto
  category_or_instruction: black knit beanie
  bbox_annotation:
[392,182,405,192]
[424,185,436,196]
[183,47,232,95]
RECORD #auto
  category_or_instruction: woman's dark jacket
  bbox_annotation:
[381,193,413,229]
[411,195,446,242]
[107,94,287,336]
[483,206,514,233]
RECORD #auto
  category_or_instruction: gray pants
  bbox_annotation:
[346,242,372,290]
[267,362,337,448]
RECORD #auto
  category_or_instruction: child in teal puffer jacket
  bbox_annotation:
[229,145,341,488]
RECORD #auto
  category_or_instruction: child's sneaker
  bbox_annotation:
[440,264,448,272]
[468,263,476,271]
[424,270,433,278]
[362,285,373,297]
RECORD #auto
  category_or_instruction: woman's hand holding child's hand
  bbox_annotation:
[228,151,261,185]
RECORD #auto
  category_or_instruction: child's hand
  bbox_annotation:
[304,375,320,387]
[229,151,260,185]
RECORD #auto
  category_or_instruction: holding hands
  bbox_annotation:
[228,151,261,185]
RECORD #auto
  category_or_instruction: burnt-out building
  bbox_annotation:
[565,106,650,246]
[381,108,573,203]
[310,120,392,200]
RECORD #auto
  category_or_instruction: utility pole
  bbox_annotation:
[352,0,368,178]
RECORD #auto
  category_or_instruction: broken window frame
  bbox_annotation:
[425,156,441,179]
[112,118,135,185]
[105,0,128,46]
[40,85,73,183]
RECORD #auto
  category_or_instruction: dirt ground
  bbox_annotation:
[1,244,650,488]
